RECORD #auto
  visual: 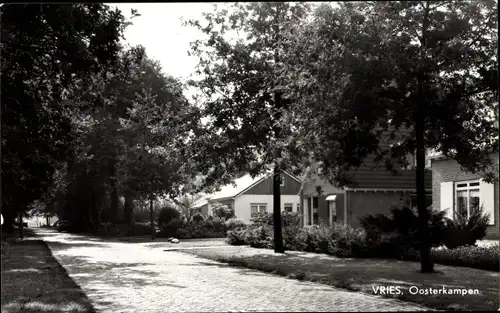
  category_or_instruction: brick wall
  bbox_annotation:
[431,155,499,238]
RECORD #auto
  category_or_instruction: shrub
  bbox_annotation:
[192,213,205,223]
[403,245,499,271]
[432,245,499,271]
[360,205,447,252]
[443,205,490,249]
[225,218,247,230]
[227,228,248,245]
[158,218,185,238]
[244,225,273,248]
[251,211,302,227]
[301,225,331,254]
[128,223,154,236]
[328,224,368,257]
[157,206,181,229]
[212,202,235,220]
[283,225,307,251]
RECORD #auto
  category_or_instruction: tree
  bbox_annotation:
[185,2,311,253]
[174,194,204,219]
[1,4,129,232]
[281,1,498,272]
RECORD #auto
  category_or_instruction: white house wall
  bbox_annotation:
[235,194,300,222]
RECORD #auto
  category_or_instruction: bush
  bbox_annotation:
[212,202,235,220]
[225,218,247,230]
[251,211,302,227]
[192,213,205,223]
[328,224,368,257]
[157,206,181,229]
[283,225,307,251]
[127,223,154,236]
[157,217,227,239]
[443,205,490,249]
[432,245,499,271]
[227,228,248,245]
[244,225,274,248]
[158,218,185,238]
[301,225,331,254]
[360,205,447,252]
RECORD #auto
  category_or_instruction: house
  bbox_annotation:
[203,171,302,222]
[300,154,432,228]
[429,151,499,239]
[190,196,210,217]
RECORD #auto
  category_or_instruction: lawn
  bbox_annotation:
[1,230,94,313]
[181,246,499,311]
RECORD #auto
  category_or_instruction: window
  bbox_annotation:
[297,203,300,212]
[280,175,285,186]
[284,203,293,213]
[251,203,267,218]
[326,194,337,225]
[312,197,319,225]
[455,180,480,220]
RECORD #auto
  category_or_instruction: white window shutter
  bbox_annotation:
[480,180,495,225]
[440,182,454,220]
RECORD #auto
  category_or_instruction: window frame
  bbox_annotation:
[250,203,267,218]
[454,180,481,220]
[284,203,293,213]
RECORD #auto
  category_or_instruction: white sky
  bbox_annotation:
[112,3,217,80]
[110,2,325,99]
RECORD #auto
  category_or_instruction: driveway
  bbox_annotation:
[35,228,429,312]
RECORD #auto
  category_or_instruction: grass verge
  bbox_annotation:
[1,235,95,313]
[181,246,499,311]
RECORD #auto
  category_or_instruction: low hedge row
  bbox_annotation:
[158,217,247,239]
[227,221,499,271]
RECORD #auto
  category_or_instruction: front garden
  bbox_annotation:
[226,206,499,272]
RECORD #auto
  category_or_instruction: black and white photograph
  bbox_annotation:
[1,2,498,312]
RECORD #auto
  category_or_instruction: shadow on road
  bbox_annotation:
[1,240,95,313]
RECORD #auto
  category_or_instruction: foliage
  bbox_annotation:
[226,228,248,245]
[360,206,448,252]
[224,218,247,230]
[403,245,499,272]
[1,4,131,231]
[431,245,499,271]
[157,217,227,239]
[174,194,205,219]
[157,206,181,228]
[443,205,490,249]
[282,1,498,185]
[192,213,205,223]
[250,212,301,227]
[185,2,313,252]
[244,226,274,249]
[281,0,498,271]
[211,202,235,220]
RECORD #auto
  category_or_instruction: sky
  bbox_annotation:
[110,2,325,100]
[111,3,218,98]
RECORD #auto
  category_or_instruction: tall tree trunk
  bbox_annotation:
[3,208,15,233]
[272,5,285,253]
[416,102,434,273]
[150,198,156,240]
[19,211,24,240]
[273,166,285,253]
[124,194,135,234]
[109,161,119,223]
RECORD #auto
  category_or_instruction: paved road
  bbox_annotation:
[36,229,429,312]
